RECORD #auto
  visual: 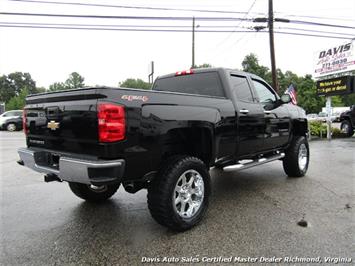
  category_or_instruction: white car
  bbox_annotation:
[0,110,23,131]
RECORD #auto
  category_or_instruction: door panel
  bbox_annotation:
[251,79,291,151]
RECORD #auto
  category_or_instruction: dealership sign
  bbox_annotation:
[316,76,354,96]
[313,41,355,78]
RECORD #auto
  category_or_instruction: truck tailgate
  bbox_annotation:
[24,88,101,156]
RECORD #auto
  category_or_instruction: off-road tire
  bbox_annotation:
[68,182,120,202]
[341,120,354,137]
[147,155,211,231]
[6,123,17,132]
[283,136,309,178]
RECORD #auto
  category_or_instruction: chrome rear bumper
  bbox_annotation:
[18,148,125,185]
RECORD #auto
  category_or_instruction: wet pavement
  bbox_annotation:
[0,131,354,265]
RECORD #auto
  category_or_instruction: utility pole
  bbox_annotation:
[192,16,195,69]
[268,0,278,93]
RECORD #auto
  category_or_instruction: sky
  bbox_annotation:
[0,0,354,89]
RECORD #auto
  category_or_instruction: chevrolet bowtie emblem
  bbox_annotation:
[47,120,60,130]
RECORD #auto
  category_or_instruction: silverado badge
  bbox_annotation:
[47,120,60,130]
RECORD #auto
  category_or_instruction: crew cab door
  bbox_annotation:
[251,79,291,151]
[229,74,265,156]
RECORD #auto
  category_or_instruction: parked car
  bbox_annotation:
[17,68,309,231]
[318,112,337,122]
[0,110,23,131]
[306,113,319,121]
[340,105,355,137]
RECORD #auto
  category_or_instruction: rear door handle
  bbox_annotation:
[240,109,249,114]
[264,110,272,114]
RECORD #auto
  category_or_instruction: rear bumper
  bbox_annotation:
[18,148,125,185]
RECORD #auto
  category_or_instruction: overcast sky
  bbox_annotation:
[0,0,354,89]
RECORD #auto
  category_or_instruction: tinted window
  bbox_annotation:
[153,72,225,97]
[230,75,254,102]
[252,80,277,104]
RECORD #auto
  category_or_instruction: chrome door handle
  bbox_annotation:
[240,109,249,114]
[264,110,272,114]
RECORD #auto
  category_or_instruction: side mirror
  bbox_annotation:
[281,94,291,104]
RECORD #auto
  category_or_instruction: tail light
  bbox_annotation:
[23,109,28,135]
[98,103,125,142]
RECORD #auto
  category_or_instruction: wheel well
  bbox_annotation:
[293,119,308,136]
[162,127,213,166]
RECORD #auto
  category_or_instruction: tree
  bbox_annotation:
[241,53,271,84]
[0,72,37,103]
[119,78,151,90]
[48,72,85,91]
[49,82,66,92]
[194,63,212,69]
[6,88,28,110]
[65,72,85,89]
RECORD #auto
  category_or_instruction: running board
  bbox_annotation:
[223,153,285,172]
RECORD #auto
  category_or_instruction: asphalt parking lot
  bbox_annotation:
[0,131,354,265]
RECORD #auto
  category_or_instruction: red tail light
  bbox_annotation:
[175,69,194,76]
[98,103,125,142]
[22,109,28,135]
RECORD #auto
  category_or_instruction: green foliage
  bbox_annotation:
[49,72,85,91]
[6,89,28,110]
[193,63,212,69]
[309,121,346,138]
[0,72,37,103]
[309,121,327,136]
[119,78,151,90]
[241,53,271,84]
[341,94,355,106]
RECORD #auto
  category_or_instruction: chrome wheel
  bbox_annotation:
[88,185,108,193]
[298,143,308,171]
[173,170,205,219]
[341,123,349,133]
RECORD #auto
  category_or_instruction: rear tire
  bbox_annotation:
[68,182,120,202]
[341,120,354,137]
[6,123,17,132]
[147,155,211,231]
[283,136,309,177]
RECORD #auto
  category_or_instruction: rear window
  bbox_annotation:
[153,72,225,97]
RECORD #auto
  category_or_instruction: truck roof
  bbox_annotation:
[156,67,261,80]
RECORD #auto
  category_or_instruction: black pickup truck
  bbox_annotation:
[340,105,355,137]
[18,68,309,231]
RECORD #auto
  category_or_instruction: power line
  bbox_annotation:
[0,23,353,39]
[0,12,252,21]
[1,21,352,37]
[0,21,252,29]
[8,0,355,24]
[2,12,354,30]
[7,0,264,15]
[275,12,355,23]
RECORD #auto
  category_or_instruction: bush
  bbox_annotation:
[309,121,327,137]
[308,121,346,138]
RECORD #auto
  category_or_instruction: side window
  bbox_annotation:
[230,75,254,102]
[252,80,277,104]
[14,111,23,116]
[3,112,14,117]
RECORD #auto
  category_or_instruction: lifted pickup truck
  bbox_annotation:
[18,68,309,231]
[340,105,355,137]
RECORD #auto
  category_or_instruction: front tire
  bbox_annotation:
[6,123,17,132]
[283,136,309,177]
[341,120,354,137]
[68,182,120,202]
[147,155,211,231]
